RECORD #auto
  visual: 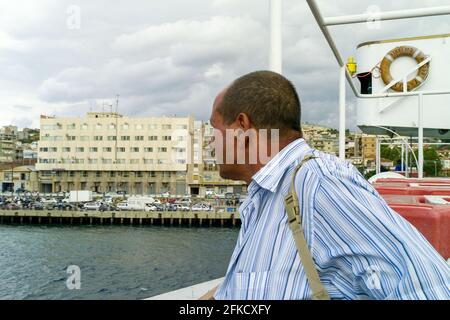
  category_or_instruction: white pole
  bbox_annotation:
[376,138,381,174]
[323,6,450,26]
[339,65,346,160]
[269,0,282,73]
[405,141,409,178]
[418,94,424,179]
[401,143,404,174]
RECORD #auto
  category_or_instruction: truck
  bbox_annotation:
[125,196,156,210]
[69,190,93,203]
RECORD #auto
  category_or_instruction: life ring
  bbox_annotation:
[380,45,429,92]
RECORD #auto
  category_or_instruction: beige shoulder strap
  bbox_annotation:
[284,155,330,300]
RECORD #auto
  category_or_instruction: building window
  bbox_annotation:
[130,147,140,152]
[117,147,125,152]
[103,147,112,152]
[82,171,88,177]
[67,124,76,130]
[116,159,125,164]
[66,136,76,141]
[62,147,71,152]
[148,124,157,130]
[95,124,102,130]
[144,159,153,164]
[94,136,103,141]
[134,136,144,141]
[107,136,116,141]
[144,147,153,152]
[49,147,57,152]
[162,136,171,141]
[88,159,98,164]
[121,136,130,141]
[108,124,116,130]
[95,171,102,177]
[39,147,49,152]
[69,171,75,177]
[162,124,172,130]
[76,147,84,152]
[89,147,98,152]
[130,159,139,164]
[120,124,129,130]
[109,172,116,177]
[80,136,89,141]
[148,136,158,141]
[81,124,89,130]
[176,124,188,130]
[149,171,156,178]
[102,159,112,164]
[158,147,167,152]
[135,124,143,130]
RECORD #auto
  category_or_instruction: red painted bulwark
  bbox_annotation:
[376,178,450,260]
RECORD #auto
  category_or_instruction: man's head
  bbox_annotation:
[209,70,303,182]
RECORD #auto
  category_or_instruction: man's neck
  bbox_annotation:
[241,133,302,184]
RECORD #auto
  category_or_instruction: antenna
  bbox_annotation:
[115,94,119,114]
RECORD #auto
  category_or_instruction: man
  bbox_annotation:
[202,70,450,300]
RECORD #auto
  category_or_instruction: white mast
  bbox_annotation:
[269,0,282,74]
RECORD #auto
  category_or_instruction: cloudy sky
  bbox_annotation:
[1,0,449,129]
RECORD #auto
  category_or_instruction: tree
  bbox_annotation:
[414,147,443,177]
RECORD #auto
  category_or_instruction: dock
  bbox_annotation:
[0,210,241,227]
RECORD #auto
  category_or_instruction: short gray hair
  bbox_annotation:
[217,70,302,136]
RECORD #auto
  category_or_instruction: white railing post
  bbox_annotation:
[339,65,346,160]
[418,94,424,178]
[376,138,381,174]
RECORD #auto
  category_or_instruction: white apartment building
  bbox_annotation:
[36,112,194,194]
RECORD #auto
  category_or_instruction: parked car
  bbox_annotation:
[31,202,44,210]
[55,202,75,211]
[191,203,212,211]
[116,202,140,211]
[99,203,115,211]
[172,203,190,211]
[83,202,102,211]
[41,198,57,205]
[6,203,21,210]
[144,204,158,212]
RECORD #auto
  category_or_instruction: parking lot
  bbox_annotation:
[0,191,244,212]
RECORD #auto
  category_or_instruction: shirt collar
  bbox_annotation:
[251,138,312,193]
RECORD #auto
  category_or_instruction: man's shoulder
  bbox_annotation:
[297,149,357,179]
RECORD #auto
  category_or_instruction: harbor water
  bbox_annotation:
[0,224,238,299]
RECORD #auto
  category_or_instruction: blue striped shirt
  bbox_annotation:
[214,138,450,300]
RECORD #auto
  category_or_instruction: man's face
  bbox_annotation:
[209,92,240,180]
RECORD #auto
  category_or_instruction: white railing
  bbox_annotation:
[145,277,223,300]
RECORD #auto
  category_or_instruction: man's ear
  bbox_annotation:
[236,113,252,131]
